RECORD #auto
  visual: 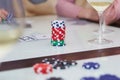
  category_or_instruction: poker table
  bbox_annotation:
[0,15,120,80]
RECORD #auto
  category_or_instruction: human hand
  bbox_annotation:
[75,0,87,8]
[0,9,8,22]
[85,8,99,21]
[76,0,99,21]
[104,0,120,25]
[77,7,99,21]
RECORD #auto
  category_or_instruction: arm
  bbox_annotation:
[56,0,82,18]
[104,0,120,25]
[22,0,56,17]
[56,0,98,21]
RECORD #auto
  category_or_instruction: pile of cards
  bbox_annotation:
[19,33,50,42]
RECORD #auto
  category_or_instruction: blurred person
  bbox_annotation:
[56,0,120,25]
[104,0,120,25]
[22,0,120,25]
[22,0,57,17]
[56,0,99,21]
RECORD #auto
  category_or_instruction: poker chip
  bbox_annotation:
[42,58,77,70]
[82,62,100,70]
[81,74,120,80]
[51,40,65,46]
[81,77,97,80]
[42,58,57,65]
[51,20,66,46]
[64,60,78,66]
[33,63,53,74]
[99,74,120,80]
[53,61,69,70]
[47,77,64,80]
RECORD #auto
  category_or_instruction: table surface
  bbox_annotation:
[0,15,120,79]
[1,15,120,62]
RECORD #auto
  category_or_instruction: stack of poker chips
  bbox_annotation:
[51,20,66,46]
[42,58,77,70]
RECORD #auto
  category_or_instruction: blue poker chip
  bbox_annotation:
[81,74,120,80]
[99,74,120,80]
[81,77,97,80]
[82,62,100,70]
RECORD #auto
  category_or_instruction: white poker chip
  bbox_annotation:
[51,20,65,28]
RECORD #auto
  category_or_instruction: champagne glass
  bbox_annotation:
[0,0,25,60]
[87,0,114,44]
[94,14,114,34]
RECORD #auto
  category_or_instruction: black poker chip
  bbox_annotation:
[47,77,64,80]
[53,61,69,69]
[64,60,77,67]
[42,58,57,65]
[42,58,78,70]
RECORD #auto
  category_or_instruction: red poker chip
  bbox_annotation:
[51,26,65,41]
[33,63,53,74]
[52,32,65,40]
[52,36,57,40]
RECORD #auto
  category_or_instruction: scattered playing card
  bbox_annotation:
[19,33,50,42]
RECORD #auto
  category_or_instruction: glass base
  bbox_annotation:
[88,38,112,45]
[94,29,114,34]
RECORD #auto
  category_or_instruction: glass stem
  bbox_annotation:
[98,12,104,44]
[102,14,106,32]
